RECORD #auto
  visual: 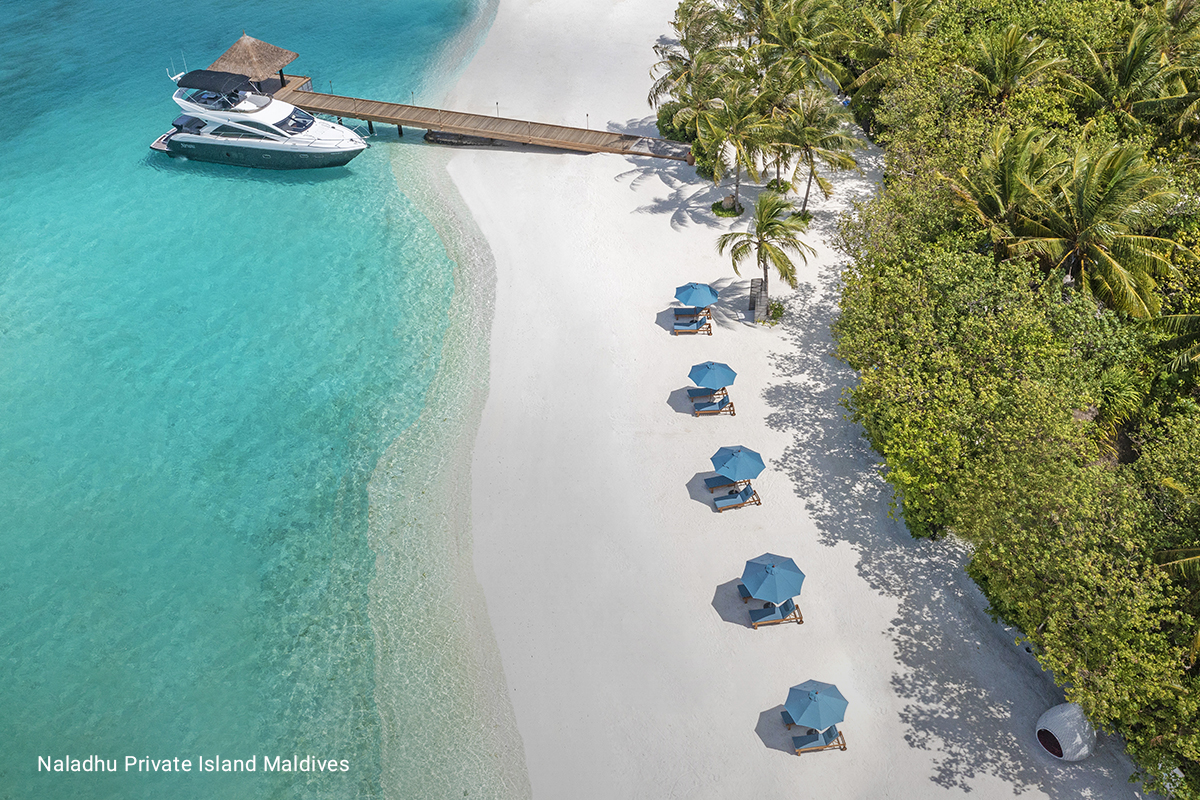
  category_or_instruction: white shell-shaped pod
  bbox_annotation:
[1035,703,1096,762]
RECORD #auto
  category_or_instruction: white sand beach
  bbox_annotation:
[442,0,1150,796]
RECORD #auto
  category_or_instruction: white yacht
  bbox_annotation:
[151,70,368,169]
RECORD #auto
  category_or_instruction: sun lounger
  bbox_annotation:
[693,396,735,416]
[687,386,726,402]
[714,484,760,512]
[673,306,712,319]
[704,475,747,493]
[737,583,753,603]
[672,318,712,335]
[748,603,784,626]
[793,724,846,755]
[781,709,805,730]
[749,597,802,629]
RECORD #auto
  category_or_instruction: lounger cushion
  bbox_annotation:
[737,583,753,601]
[793,733,821,751]
[704,475,735,491]
[749,605,783,624]
[715,486,755,508]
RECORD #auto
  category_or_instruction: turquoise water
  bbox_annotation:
[0,1,486,798]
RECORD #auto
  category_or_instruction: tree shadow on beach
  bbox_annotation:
[607,115,662,138]
[617,161,729,231]
[760,269,1143,798]
[712,579,754,628]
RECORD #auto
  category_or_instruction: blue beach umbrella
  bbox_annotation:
[710,445,765,481]
[674,282,720,308]
[785,680,848,731]
[741,553,805,605]
[688,361,737,390]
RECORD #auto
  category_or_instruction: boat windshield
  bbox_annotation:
[185,89,235,109]
[181,89,272,113]
[276,108,316,134]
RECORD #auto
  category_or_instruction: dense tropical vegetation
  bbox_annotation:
[651,0,1200,793]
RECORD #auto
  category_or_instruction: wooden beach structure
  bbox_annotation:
[209,35,693,163]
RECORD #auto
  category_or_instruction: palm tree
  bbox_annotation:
[1156,545,1200,665]
[1147,313,1200,370]
[780,87,861,213]
[1064,21,1187,131]
[648,0,734,108]
[1158,546,1200,579]
[1148,0,1200,68]
[942,126,1067,261]
[962,24,1068,105]
[756,0,849,89]
[667,58,729,141]
[697,84,773,212]
[716,192,816,305]
[1151,478,1200,665]
[1012,143,1188,318]
[847,0,941,97]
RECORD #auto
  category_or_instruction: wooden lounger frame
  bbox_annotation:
[714,488,760,512]
[672,320,713,336]
[794,730,847,755]
[750,605,804,629]
[693,398,735,417]
[673,306,713,320]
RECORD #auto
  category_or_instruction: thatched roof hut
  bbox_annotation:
[208,34,297,82]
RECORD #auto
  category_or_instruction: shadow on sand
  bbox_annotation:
[760,266,1140,796]
[687,472,732,512]
[711,579,755,628]
[667,387,697,415]
[756,706,797,755]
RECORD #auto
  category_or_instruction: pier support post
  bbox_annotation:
[367,120,375,135]
[397,125,404,137]
[278,69,286,89]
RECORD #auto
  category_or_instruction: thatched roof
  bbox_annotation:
[208,34,297,82]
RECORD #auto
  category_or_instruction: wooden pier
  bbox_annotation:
[273,75,692,162]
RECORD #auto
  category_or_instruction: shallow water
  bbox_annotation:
[0,1,491,797]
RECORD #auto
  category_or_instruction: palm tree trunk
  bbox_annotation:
[760,249,769,314]
[733,163,742,210]
[801,164,815,214]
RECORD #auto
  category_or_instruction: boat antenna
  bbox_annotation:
[181,51,188,73]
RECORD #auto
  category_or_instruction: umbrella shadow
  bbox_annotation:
[756,706,796,755]
[711,579,754,628]
[667,387,697,415]
[686,472,724,512]
[655,308,677,333]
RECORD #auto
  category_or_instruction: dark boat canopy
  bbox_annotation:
[177,69,253,94]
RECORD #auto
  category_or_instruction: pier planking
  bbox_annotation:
[274,76,692,161]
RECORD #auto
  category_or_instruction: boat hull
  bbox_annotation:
[155,133,364,169]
